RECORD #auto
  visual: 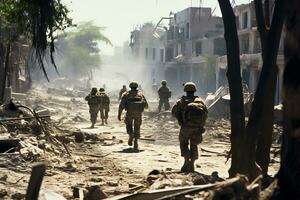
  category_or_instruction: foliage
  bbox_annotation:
[55,21,112,77]
[0,0,74,80]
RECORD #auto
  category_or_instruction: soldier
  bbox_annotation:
[119,85,127,101]
[85,88,101,128]
[118,81,148,152]
[98,88,110,125]
[172,82,208,172]
[157,80,171,112]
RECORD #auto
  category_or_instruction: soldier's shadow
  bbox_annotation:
[82,127,96,129]
[114,148,145,153]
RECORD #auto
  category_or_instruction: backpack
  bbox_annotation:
[126,93,145,113]
[86,95,99,105]
[183,98,208,128]
[99,93,109,105]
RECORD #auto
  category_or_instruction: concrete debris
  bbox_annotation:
[0,85,281,199]
[11,192,25,200]
[205,85,253,118]
[0,189,8,198]
[0,125,8,133]
[74,131,85,143]
[84,185,108,200]
[39,190,67,200]
[0,174,8,182]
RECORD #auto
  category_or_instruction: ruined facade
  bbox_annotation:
[126,1,284,103]
[163,7,225,95]
[129,23,166,89]
[0,19,31,103]
[216,1,284,103]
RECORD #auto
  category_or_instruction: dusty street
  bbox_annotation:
[0,85,281,199]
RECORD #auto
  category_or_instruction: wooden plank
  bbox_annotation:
[25,163,46,200]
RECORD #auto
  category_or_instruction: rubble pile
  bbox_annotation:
[146,169,224,190]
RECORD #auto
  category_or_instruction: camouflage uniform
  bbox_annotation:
[157,84,171,112]
[118,82,148,151]
[119,90,148,139]
[119,86,127,101]
[85,88,101,127]
[171,82,206,172]
[98,89,110,124]
[172,96,204,160]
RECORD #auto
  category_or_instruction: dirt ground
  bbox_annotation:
[0,85,281,199]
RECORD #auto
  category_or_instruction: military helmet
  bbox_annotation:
[183,82,197,92]
[99,88,105,92]
[91,87,98,94]
[129,81,138,89]
[161,80,167,85]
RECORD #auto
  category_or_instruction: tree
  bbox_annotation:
[0,0,73,102]
[218,0,286,181]
[54,21,112,78]
[274,0,300,198]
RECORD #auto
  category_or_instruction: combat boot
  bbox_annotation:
[181,157,190,173]
[105,119,108,125]
[128,135,133,146]
[101,119,104,126]
[133,138,139,152]
[90,123,95,128]
[189,159,195,173]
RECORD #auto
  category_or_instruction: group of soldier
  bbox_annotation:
[85,87,110,128]
[85,80,207,173]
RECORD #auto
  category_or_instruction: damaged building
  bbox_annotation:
[216,1,284,104]
[0,19,32,104]
[126,0,284,106]
[163,7,225,95]
[128,7,225,95]
[129,23,166,89]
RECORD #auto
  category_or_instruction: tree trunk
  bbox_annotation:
[0,43,11,104]
[275,0,300,198]
[0,42,5,104]
[243,0,286,181]
[217,0,246,178]
[253,0,281,177]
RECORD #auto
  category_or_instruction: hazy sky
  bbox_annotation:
[64,0,251,55]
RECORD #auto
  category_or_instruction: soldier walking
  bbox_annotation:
[118,81,148,152]
[119,85,127,101]
[172,82,208,172]
[98,88,110,125]
[157,80,171,112]
[85,88,101,128]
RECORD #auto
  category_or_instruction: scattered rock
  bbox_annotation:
[85,133,100,141]
[0,174,8,181]
[88,166,104,171]
[0,189,8,198]
[39,190,66,200]
[148,169,160,176]
[74,131,85,143]
[84,185,107,200]
[107,181,118,187]
[64,162,77,172]
[90,177,103,182]
[0,125,8,133]
[11,192,25,200]
[193,175,208,185]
